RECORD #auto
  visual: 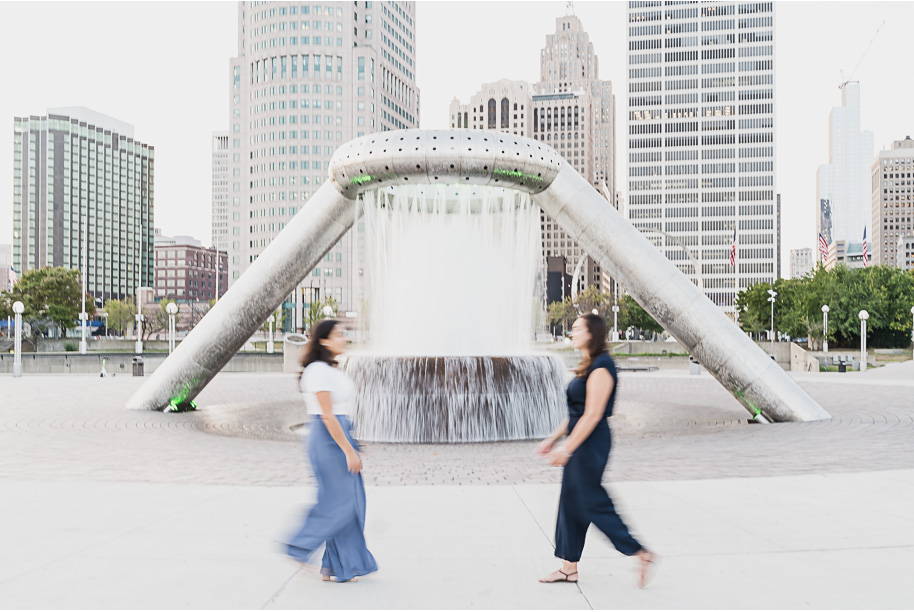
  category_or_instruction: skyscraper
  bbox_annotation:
[228,1,419,330]
[12,107,154,302]
[817,81,874,265]
[871,136,914,268]
[626,2,777,316]
[789,248,813,279]
[449,13,616,295]
[211,132,230,253]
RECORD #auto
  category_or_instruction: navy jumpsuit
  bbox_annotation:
[554,351,644,562]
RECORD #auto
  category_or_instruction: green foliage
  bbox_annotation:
[618,294,664,335]
[63,341,78,352]
[103,299,136,336]
[304,296,339,333]
[0,267,95,344]
[738,265,914,349]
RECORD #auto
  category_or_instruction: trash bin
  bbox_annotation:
[283,334,308,373]
[837,360,846,373]
[688,355,701,375]
[132,356,144,377]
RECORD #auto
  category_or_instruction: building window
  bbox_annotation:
[488,98,496,129]
[501,98,510,128]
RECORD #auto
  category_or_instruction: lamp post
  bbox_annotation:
[611,303,620,341]
[267,314,275,354]
[767,289,777,357]
[858,310,869,372]
[79,270,87,354]
[821,305,829,353]
[166,302,178,353]
[135,289,144,355]
[910,305,914,361]
[12,301,24,378]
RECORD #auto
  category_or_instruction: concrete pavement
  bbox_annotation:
[1,360,912,608]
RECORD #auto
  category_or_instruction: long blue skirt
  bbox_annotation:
[285,415,378,581]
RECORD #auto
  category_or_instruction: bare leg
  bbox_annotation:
[539,560,579,583]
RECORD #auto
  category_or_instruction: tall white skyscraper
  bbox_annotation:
[817,81,874,263]
[449,13,616,295]
[211,132,230,252]
[228,1,419,331]
[626,1,777,316]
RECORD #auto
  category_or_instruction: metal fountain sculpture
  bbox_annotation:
[126,130,830,431]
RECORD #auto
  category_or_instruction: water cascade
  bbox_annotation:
[344,184,565,442]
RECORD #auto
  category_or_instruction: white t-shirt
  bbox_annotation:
[300,361,356,416]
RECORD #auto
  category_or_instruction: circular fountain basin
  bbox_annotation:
[341,354,566,443]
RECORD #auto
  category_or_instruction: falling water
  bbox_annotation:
[344,184,565,442]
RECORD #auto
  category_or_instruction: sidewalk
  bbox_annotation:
[1,470,911,609]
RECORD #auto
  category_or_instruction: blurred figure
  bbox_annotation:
[284,319,377,583]
[538,314,655,587]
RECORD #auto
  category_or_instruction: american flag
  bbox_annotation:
[818,233,829,260]
[862,228,868,268]
[729,228,736,267]
[8,265,17,291]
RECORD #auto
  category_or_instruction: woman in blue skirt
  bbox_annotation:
[538,314,655,587]
[285,319,377,583]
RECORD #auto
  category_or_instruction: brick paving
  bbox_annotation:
[1,361,912,486]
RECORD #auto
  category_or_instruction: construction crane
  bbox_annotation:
[840,20,885,89]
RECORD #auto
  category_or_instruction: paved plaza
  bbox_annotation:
[1,361,913,608]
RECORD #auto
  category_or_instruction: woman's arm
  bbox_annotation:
[315,390,362,474]
[548,369,613,466]
[536,418,569,456]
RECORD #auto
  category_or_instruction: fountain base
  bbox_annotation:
[341,354,566,443]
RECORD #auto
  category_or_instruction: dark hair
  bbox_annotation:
[574,313,608,378]
[301,319,341,369]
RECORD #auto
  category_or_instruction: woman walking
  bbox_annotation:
[538,314,655,587]
[285,319,377,583]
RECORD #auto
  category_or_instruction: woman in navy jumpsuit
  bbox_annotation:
[538,314,655,587]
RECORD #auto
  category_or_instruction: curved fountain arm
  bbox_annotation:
[535,163,829,423]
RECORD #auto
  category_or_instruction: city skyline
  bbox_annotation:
[1,2,913,277]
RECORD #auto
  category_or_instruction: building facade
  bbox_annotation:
[871,136,914,268]
[449,14,616,295]
[212,132,230,253]
[789,247,812,279]
[817,81,874,264]
[12,107,154,302]
[228,1,419,331]
[154,232,228,304]
[0,244,11,292]
[626,1,778,317]
[896,235,914,271]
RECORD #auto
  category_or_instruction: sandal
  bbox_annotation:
[637,550,656,589]
[539,568,579,583]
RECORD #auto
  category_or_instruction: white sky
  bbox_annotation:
[1,1,912,274]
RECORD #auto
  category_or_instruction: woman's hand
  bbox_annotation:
[536,437,556,456]
[547,448,571,467]
[345,449,363,474]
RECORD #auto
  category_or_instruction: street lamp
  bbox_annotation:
[611,304,620,341]
[166,302,178,353]
[135,289,145,355]
[267,314,275,354]
[322,305,334,318]
[767,289,777,357]
[101,311,108,339]
[859,310,869,372]
[910,305,914,361]
[12,301,24,378]
[821,305,829,353]
[79,269,88,354]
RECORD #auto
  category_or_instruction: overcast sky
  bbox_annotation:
[1,1,912,274]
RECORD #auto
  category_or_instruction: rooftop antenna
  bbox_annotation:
[840,20,885,89]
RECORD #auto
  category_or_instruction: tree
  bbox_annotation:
[0,267,95,345]
[618,294,664,336]
[303,296,339,333]
[546,298,574,336]
[103,299,136,337]
[142,300,175,341]
[261,305,286,334]
[572,285,614,319]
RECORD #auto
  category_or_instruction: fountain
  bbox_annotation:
[342,184,565,442]
[125,129,830,428]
